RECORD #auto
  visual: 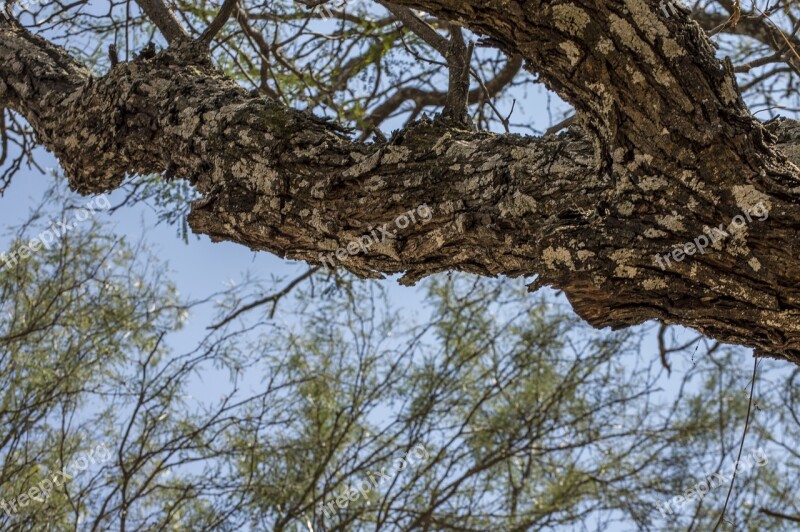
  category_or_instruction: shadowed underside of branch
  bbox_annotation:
[4,1,800,364]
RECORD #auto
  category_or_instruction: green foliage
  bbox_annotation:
[0,186,797,531]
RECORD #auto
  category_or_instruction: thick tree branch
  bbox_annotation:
[7,2,800,365]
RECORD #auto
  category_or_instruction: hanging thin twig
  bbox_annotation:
[712,357,760,532]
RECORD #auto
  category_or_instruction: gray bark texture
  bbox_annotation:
[4,1,800,363]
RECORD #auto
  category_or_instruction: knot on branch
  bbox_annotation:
[131,39,215,69]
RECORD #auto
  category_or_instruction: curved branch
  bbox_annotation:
[7,4,800,365]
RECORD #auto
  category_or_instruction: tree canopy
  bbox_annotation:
[0,186,798,530]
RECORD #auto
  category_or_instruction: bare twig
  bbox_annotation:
[208,267,320,330]
[0,109,7,168]
[758,508,800,523]
[712,357,760,532]
[358,54,521,139]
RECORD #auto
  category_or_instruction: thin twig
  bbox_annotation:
[208,267,320,330]
[758,508,800,523]
[712,357,759,531]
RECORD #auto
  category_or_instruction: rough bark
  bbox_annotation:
[4,2,800,364]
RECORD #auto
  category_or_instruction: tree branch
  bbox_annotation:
[443,25,473,127]
[7,2,800,365]
[359,53,522,134]
[758,508,800,524]
[198,0,238,46]
[208,266,320,329]
[376,0,449,56]
[693,8,800,74]
[135,0,190,44]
